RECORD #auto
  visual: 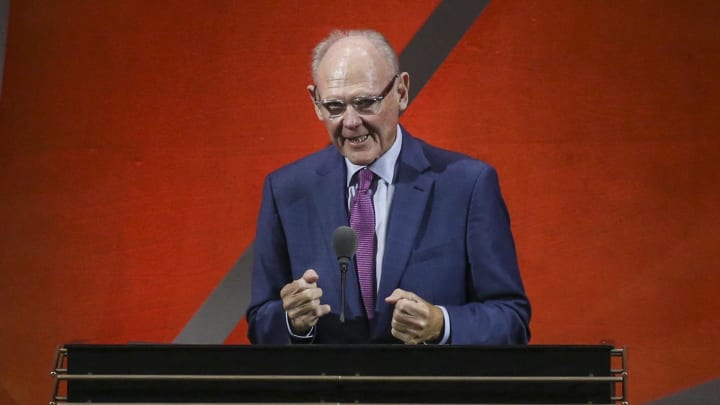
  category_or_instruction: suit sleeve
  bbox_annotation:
[444,166,531,344]
[246,174,294,344]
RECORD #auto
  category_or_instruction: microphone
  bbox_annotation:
[332,226,358,324]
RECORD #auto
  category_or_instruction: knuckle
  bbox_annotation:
[302,288,316,300]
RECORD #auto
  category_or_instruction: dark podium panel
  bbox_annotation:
[51,344,627,404]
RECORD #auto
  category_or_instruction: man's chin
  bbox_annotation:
[343,150,378,166]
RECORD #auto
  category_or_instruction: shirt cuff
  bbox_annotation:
[285,312,315,341]
[436,305,451,345]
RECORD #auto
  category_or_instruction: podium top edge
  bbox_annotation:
[60,344,616,351]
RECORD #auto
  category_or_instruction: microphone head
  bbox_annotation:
[332,226,358,265]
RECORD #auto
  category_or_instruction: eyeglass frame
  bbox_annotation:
[313,74,399,119]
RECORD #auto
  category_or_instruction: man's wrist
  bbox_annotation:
[285,312,315,339]
[426,306,450,344]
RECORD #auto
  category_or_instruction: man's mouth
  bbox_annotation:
[347,134,370,144]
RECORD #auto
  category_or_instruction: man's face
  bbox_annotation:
[309,37,409,166]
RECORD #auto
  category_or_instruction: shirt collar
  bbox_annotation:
[345,125,402,186]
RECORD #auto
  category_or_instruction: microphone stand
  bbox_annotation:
[339,260,349,345]
[339,260,348,324]
[332,225,358,344]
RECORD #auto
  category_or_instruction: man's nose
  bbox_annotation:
[342,106,362,129]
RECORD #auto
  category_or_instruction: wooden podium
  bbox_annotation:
[50,344,627,404]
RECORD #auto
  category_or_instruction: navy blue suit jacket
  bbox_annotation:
[247,128,531,344]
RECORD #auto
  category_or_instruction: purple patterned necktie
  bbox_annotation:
[349,168,376,320]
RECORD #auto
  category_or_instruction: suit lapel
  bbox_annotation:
[374,130,434,331]
[312,149,349,245]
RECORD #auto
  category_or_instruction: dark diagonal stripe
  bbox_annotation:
[400,0,491,106]
[174,244,254,343]
[646,378,720,405]
[174,0,492,344]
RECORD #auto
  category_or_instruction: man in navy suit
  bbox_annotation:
[247,29,530,344]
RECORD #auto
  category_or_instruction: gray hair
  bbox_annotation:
[310,29,400,82]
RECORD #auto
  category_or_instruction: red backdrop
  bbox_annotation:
[1,1,719,404]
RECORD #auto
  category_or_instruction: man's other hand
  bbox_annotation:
[385,288,444,344]
[280,269,331,334]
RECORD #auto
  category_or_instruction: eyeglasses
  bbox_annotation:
[314,75,398,119]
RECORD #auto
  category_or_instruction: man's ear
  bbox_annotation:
[307,84,324,121]
[397,72,410,112]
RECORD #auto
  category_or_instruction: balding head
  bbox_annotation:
[311,30,399,83]
[315,36,394,95]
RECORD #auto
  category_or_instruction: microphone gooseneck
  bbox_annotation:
[332,226,358,324]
